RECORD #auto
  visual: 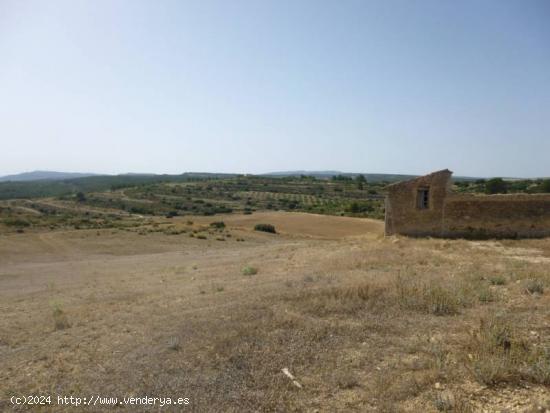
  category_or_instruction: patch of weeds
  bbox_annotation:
[428,342,451,380]
[433,391,472,412]
[395,276,462,316]
[468,315,527,386]
[524,346,550,384]
[168,336,181,351]
[242,266,258,276]
[488,275,506,286]
[477,285,497,304]
[210,221,225,229]
[332,370,359,389]
[525,279,544,295]
[293,282,386,316]
[50,301,70,330]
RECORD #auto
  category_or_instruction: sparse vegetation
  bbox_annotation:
[2,191,550,412]
[50,301,70,330]
[210,221,226,229]
[488,274,507,285]
[168,336,181,351]
[254,223,276,234]
[242,266,258,276]
[525,278,544,295]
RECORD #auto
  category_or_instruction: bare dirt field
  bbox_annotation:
[1,212,550,412]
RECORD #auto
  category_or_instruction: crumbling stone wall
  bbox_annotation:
[442,194,550,238]
[385,170,550,239]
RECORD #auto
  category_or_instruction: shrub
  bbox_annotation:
[242,266,258,276]
[76,191,86,202]
[51,302,70,330]
[525,279,544,295]
[468,316,522,385]
[485,178,508,194]
[210,221,225,229]
[3,218,30,227]
[168,336,181,351]
[254,224,276,234]
[395,276,462,316]
[346,201,374,214]
[477,285,497,303]
[488,275,506,285]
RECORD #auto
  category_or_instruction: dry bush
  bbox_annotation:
[467,314,550,386]
[394,275,466,316]
[51,301,70,330]
[488,274,507,286]
[242,266,258,276]
[168,336,181,351]
[524,278,544,295]
[433,390,473,412]
[291,282,389,316]
[524,346,550,385]
[475,284,497,304]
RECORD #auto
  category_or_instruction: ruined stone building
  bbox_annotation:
[384,170,550,238]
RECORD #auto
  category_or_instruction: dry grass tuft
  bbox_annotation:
[467,314,550,386]
[525,278,544,295]
[433,390,473,412]
[242,266,258,276]
[293,282,388,316]
[50,301,70,330]
[395,276,465,316]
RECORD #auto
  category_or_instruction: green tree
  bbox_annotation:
[76,191,86,202]
[485,178,508,194]
[355,174,367,183]
[355,174,366,190]
[540,179,550,193]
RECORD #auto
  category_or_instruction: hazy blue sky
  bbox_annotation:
[1,0,549,177]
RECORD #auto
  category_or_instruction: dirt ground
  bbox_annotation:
[1,212,549,412]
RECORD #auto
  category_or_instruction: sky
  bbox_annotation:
[0,0,549,178]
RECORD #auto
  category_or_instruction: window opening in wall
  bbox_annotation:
[417,188,429,209]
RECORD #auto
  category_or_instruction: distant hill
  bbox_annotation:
[0,172,239,200]
[0,171,98,182]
